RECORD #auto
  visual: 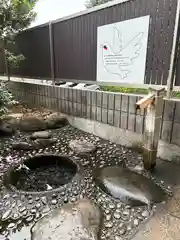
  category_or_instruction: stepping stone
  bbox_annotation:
[69,138,97,154]
[34,138,56,148]
[31,199,101,240]
[30,131,52,139]
[94,166,166,207]
[12,142,33,150]
[132,207,180,240]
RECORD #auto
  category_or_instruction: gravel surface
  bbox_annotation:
[0,124,172,240]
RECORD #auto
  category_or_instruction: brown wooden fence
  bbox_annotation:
[0,0,179,85]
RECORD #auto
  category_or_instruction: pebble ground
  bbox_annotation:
[0,125,171,240]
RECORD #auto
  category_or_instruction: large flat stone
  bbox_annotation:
[69,138,96,154]
[94,166,166,207]
[30,131,52,139]
[132,207,180,240]
[31,199,101,240]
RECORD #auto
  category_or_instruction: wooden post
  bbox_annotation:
[142,88,165,170]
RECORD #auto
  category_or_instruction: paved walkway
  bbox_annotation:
[132,159,180,240]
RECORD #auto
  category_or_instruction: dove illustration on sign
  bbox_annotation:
[101,27,144,79]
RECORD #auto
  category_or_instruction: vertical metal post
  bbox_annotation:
[49,21,55,84]
[166,0,180,99]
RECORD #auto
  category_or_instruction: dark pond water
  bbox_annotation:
[14,165,76,192]
[5,155,77,192]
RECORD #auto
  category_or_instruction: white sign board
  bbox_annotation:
[96,16,150,84]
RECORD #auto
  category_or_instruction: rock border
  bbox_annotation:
[3,153,81,196]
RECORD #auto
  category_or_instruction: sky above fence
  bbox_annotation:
[31,0,85,27]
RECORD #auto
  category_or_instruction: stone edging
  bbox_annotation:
[66,115,180,163]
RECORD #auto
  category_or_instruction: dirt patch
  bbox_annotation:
[9,104,52,119]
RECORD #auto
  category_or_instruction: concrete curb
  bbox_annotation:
[66,115,180,163]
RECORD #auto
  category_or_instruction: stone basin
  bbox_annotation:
[94,165,166,207]
[4,154,78,194]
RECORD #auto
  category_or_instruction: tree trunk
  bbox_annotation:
[3,48,10,81]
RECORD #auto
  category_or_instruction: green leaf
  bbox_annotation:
[0,0,37,73]
[0,82,16,116]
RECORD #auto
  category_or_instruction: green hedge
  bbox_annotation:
[100,86,180,98]
[101,86,148,94]
[0,82,14,116]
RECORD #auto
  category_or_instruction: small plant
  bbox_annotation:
[0,82,16,116]
[100,85,180,99]
[85,0,112,8]
[5,50,25,69]
[101,86,149,94]
[0,0,37,80]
